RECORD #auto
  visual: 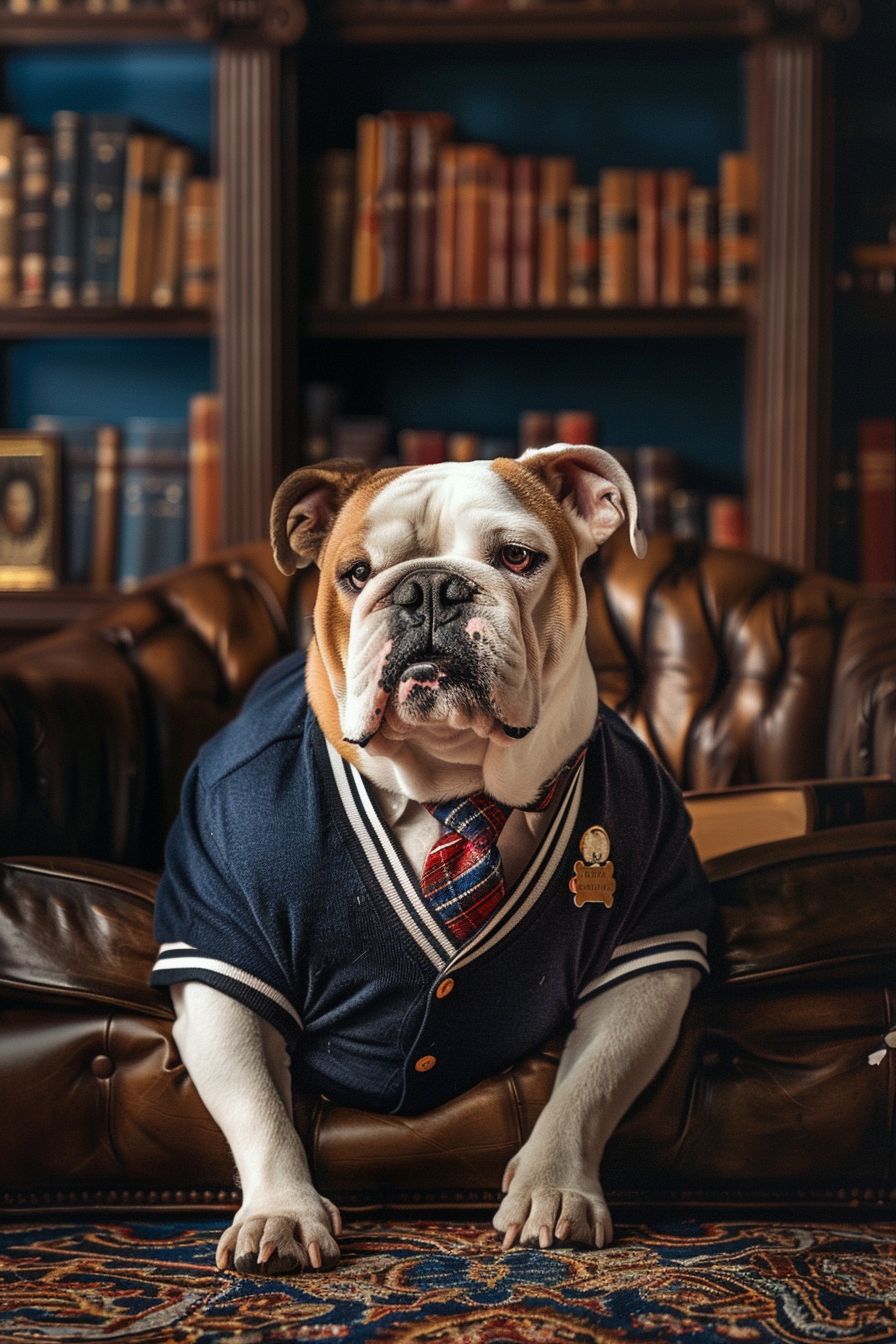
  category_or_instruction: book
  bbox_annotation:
[331,416,391,465]
[18,133,50,307]
[119,133,167,305]
[28,415,102,584]
[568,185,600,307]
[0,116,21,305]
[379,111,413,305]
[182,178,218,309]
[91,423,121,587]
[555,410,598,444]
[303,382,344,463]
[351,114,383,306]
[316,150,355,309]
[488,154,512,307]
[687,186,719,306]
[446,432,480,462]
[635,445,679,534]
[435,144,458,307]
[685,776,896,864]
[189,392,221,562]
[857,418,896,584]
[152,144,193,308]
[408,114,453,307]
[636,170,662,305]
[49,110,81,308]
[537,156,573,307]
[720,151,759,307]
[670,488,705,540]
[398,429,446,466]
[599,168,637,306]
[80,114,130,306]
[455,144,495,306]
[518,410,554,453]
[830,450,858,582]
[117,417,189,589]
[511,156,539,308]
[708,494,748,549]
[660,169,692,306]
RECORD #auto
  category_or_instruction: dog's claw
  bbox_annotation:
[502,1223,522,1251]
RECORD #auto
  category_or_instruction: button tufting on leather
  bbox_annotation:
[91,1055,115,1079]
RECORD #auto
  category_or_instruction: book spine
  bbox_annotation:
[408,114,453,307]
[518,409,554,453]
[446,432,480,462]
[119,133,167,305]
[660,168,693,305]
[670,488,705,540]
[488,154,512,307]
[635,445,679,535]
[18,133,50,307]
[719,151,759,306]
[189,392,221,561]
[636,170,662,305]
[182,178,218,309]
[687,186,719,305]
[0,116,21,305]
[117,422,189,588]
[49,110,81,308]
[537,156,573,307]
[379,112,412,305]
[351,114,383,306]
[599,168,637,306]
[398,429,446,466]
[857,418,896,584]
[455,145,495,307]
[707,494,748,549]
[28,415,95,583]
[555,410,598,444]
[80,115,129,306]
[567,185,600,307]
[511,156,539,308]
[92,424,121,587]
[151,144,193,308]
[435,144,458,308]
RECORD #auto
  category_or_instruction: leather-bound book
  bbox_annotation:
[151,144,193,308]
[857,418,896,584]
[408,114,453,307]
[29,415,100,583]
[669,488,705,540]
[351,114,383,306]
[537,156,573,307]
[91,423,121,587]
[518,410,554,453]
[316,150,355,308]
[599,168,637,306]
[636,170,661,305]
[119,133,167,305]
[379,111,414,305]
[189,392,221,561]
[80,114,130,306]
[660,168,692,306]
[687,185,719,306]
[435,144,458,307]
[511,155,538,307]
[719,151,759,307]
[488,154,512,307]
[49,110,81,308]
[117,417,189,589]
[398,429,446,466]
[635,444,679,534]
[455,144,495,307]
[447,432,480,462]
[0,116,21,305]
[555,410,598,445]
[182,178,218,309]
[568,185,600,307]
[708,494,747,549]
[18,133,50,306]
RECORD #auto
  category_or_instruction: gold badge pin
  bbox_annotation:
[570,825,616,908]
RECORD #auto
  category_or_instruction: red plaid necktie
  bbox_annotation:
[421,748,586,944]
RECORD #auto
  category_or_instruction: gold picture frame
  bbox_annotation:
[0,433,62,590]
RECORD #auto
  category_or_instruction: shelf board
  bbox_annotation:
[307,304,750,340]
[0,5,210,44]
[0,305,214,339]
[323,0,770,44]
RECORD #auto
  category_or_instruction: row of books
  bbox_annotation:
[0,113,218,310]
[29,395,220,589]
[1,0,173,10]
[833,418,896,586]
[317,113,759,309]
[836,241,896,297]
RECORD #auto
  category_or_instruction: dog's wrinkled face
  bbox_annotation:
[270,445,645,803]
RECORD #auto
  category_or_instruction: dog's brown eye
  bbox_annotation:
[498,544,539,574]
[347,561,371,590]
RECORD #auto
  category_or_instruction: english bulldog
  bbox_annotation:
[152,444,711,1274]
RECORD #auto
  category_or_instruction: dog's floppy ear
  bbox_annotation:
[270,459,371,574]
[518,443,647,560]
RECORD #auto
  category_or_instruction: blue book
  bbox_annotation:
[29,415,103,585]
[49,111,81,308]
[117,417,189,589]
[80,115,130,306]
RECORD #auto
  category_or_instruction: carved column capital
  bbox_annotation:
[769,0,860,39]
[174,0,306,45]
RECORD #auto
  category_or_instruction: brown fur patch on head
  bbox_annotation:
[491,457,582,586]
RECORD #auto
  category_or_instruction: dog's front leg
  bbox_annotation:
[493,967,698,1251]
[171,982,342,1274]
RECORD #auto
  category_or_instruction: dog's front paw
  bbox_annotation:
[492,1159,612,1251]
[216,1190,343,1274]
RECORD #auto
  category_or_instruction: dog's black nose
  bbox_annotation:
[392,569,476,634]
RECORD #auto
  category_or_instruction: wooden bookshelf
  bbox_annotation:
[308,305,750,341]
[0,306,213,339]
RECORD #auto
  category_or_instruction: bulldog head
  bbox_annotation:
[270,445,645,805]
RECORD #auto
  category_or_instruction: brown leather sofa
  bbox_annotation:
[2,535,895,1219]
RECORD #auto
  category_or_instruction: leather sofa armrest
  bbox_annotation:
[828,593,896,779]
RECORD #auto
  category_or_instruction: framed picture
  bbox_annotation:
[0,433,62,590]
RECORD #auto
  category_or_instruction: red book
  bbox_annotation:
[708,495,748,550]
[488,155,512,307]
[857,418,896,584]
[398,430,447,466]
[511,156,539,307]
[555,410,598,445]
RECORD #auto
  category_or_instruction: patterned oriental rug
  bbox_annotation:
[0,1218,894,1343]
